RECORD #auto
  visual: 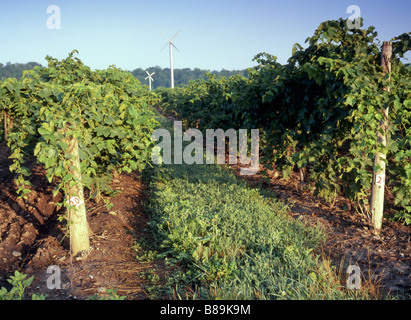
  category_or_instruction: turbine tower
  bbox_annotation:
[161,30,180,88]
[145,71,155,91]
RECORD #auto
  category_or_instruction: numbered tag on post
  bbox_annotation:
[68,196,83,208]
[375,174,385,186]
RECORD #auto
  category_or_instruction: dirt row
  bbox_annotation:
[0,141,166,300]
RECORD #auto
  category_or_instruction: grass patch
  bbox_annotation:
[143,111,390,300]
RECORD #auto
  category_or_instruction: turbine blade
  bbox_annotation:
[172,43,180,52]
[170,30,180,42]
[160,31,169,41]
[160,42,169,52]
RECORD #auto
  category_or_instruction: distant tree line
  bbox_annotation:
[131,66,248,89]
[0,61,248,88]
[0,62,42,80]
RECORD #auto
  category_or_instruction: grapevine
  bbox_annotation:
[159,19,411,224]
[0,51,159,252]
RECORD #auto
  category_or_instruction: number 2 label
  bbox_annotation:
[375,174,385,186]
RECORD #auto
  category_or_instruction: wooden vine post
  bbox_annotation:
[3,110,7,141]
[370,41,392,235]
[3,110,11,142]
[64,125,90,255]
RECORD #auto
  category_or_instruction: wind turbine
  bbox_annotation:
[145,71,155,91]
[161,30,180,88]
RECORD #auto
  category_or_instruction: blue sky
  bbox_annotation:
[0,0,410,71]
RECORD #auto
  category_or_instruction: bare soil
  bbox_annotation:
[0,141,170,300]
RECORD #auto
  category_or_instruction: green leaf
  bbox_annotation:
[38,127,50,135]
